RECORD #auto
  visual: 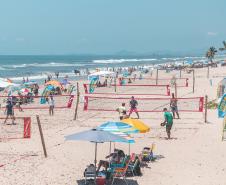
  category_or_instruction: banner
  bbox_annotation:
[218,94,226,118]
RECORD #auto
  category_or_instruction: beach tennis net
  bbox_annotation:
[83,84,170,96]
[0,117,31,140]
[0,95,74,110]
[84,96,204,112]
[122,78,188,87]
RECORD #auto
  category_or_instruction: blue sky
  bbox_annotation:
[0,0,225,55]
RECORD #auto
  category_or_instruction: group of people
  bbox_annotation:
[116,94,180,139]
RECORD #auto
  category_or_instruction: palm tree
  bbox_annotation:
[206,46,217,64]
[205,46,217,78]
[219,41,226,51]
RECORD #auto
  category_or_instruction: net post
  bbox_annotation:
[192,69,195,93]
[204,95,208,123]
[114,77,117,93]
[222,116,226,141]
[23,117,31,138]
[74,82,80,120]
[156,69,159,85]
[36,115,47,158]
[207,66,210,78]
[174,80,177,98]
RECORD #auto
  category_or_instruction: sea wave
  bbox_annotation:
[3,62,86,69]
[93,58,157,64]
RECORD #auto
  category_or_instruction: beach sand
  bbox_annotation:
[0,66,226,185]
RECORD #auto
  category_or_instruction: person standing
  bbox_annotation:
[49,96,55,116]
[161,108,173,139]
[4,101,15,125]
[170,93,180,119]
[129,96,140,119]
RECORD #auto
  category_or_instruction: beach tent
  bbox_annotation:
[0,79,18,88]
[88,71,115,81]
[217,78,226,98]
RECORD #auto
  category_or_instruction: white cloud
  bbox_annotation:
[207,32,218,36]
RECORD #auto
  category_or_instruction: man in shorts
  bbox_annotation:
[161,108,173,139]
[170,93,180,119]
[4,101,15,125]
[129,96,140,119]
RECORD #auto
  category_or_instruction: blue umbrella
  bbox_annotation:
[97,121,138,154]
[97,121,139,134]
[65,128,128,179]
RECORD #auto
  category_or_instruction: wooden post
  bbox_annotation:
[179,69,182,78]
[222,116,226,141]
[192,69,195,93]
[204,95,208,123]
[156,69,159,85]
[207,66,210,78]
[36,115,47,158]
[174,80,177,98]
[73,82,80,120]
[114,77,117,93]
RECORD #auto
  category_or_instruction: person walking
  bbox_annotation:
[170,93,180,119]
[161,108,173,139]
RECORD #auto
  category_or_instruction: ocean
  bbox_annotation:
[0,54,224,83]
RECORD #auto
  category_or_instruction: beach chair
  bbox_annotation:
[84,164,96,184]
[127,159,139,177]
[111,162,130,185]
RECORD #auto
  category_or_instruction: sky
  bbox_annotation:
[0,0,226,55]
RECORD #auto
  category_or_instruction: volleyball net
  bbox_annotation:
[83,84,170,96]
[121,78,188,87]
[0,117,31,140]
[83,96,204,112]
[0,95,74,110]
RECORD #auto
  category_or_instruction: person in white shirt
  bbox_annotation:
[49,96,55,116]
[116,103,128,120]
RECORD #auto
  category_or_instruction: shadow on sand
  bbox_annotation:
[77,178,139,185]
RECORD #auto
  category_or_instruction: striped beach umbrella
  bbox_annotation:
[97,121,139,134]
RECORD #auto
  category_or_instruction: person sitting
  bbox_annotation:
[116,103,129,120]
[96,149,125,173]
[128,78,132,83]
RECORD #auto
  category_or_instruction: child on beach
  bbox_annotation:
[49,96,55,116]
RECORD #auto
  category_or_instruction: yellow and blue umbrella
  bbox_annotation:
[97,121,139,134]
[122,118,150,133]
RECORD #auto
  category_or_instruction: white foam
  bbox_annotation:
[93,58,157,64]
[3,62,85,69]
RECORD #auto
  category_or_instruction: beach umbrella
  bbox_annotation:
[97,121,138,154]
[97,121,139,134]
[122,118,150,133]
[65,128,127,180]
[20,88,30,94]
[45,80,62,87]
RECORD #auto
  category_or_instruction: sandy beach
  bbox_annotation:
[0,66,226,185]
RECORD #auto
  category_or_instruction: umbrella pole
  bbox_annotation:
[94,142,97,184]
[128,143,130,155]
[109,142,112,154]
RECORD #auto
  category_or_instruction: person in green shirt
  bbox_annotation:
[161,108,173,139]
